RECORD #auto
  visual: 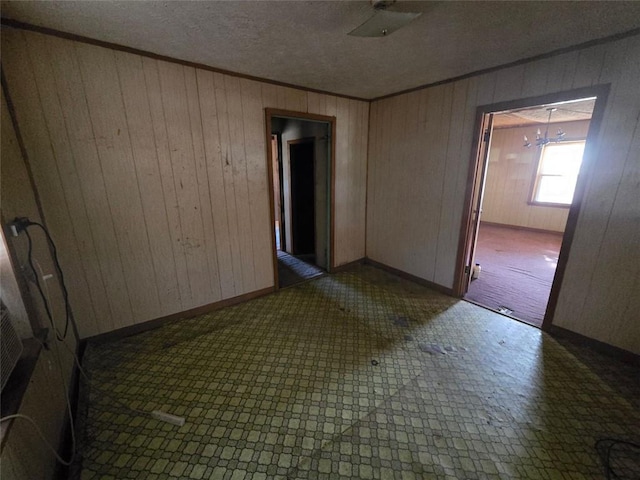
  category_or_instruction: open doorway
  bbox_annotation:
[456,86,609,328]
[266,110,334,289]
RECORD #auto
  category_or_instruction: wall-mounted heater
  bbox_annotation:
[1,302,24,392]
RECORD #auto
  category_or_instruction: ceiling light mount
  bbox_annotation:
[371,0,396,10]
[523,107,566,148]
[348,0,421,38]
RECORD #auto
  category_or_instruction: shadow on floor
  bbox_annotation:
[277,250,324,288]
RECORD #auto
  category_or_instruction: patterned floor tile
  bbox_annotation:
[74,265,640,479]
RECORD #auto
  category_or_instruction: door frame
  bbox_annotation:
[264,108,336,290]
[453,84,610,331]
[464,112,494,293]
[270,134,286,250]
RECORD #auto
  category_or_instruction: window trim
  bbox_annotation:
[529,139,587,209]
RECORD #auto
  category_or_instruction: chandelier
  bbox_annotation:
[523,107,565,148]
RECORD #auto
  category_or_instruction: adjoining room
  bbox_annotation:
[464,99,595,327]
[269,114,331,288]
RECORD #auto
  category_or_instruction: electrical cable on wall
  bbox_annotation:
[20,219,77,342]
[2,216,186,468]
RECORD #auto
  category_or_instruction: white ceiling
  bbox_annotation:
[2,1,640,99]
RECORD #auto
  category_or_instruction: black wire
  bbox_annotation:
[24,222,72,341]
[29,221,73,339]
[24,228,64,341]
[595,438,640,480]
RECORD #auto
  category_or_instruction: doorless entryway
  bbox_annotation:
[265,109,336,289]
[455,85,610,329]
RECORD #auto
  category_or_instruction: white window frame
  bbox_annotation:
[530,140,586,208]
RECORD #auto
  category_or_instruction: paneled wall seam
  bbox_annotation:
[73,40,136,330]
[114,51,164,318]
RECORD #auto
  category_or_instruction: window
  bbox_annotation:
[532,141,585,206]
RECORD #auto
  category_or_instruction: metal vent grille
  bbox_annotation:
[1,303,24,391]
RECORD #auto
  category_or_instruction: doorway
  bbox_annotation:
[456,86,609,329]
[289,138,316,258]
[266,110,335,289]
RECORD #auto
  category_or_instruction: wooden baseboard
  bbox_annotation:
[84,286,275,345]
[480,221,564,236]
[331,258,366,273]
[548,325,640,366]
[364,258,454,296]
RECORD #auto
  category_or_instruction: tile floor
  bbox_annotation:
[277,251,324,289]
[75,265,640,479]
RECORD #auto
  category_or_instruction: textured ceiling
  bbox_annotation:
[2,1,640,99]
[493,98,595,128]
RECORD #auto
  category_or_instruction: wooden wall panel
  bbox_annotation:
[2,31,100,338]
[196,70,236,299]
[1,91,76,480]
[2,28,368,338]
[141,57,192,309]
[116,52,183,314]
[185,67,223,301]
[76,42,162,324]
[224,75,257,293]
[212,72,245,296]
[367,34,640,353]
[553,35,640,352]
[240,79,273,290]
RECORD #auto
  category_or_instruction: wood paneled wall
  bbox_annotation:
[367,35,640,353]
[1,28,368,338]
[482,120,590,232]
[1,91,76,480]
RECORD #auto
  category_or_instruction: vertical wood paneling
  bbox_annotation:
[184,67,223,301]
[572,44,607,89]
[367,33,640,353]
[240,78,272,289]
[358,101,369,259]
[76,42,161,323]
[142,57,191,309]
[1,95,33,339]
[553,35,640,352]
[582,114,640,345]
[224,75,257,292]
[434,79,470,287]
[365,101,380,255]
[157,61,214,308]
[115,52,182,313]
[429,84,454,280]
[196,69,236,299]
[1,90,77,479]
[2,28,368,338]
[334,98,351,266]
[376,97,398,263]
[213,72,245,296]
[24,33,111,335]
[2,32,100,337]
[521,58,551,98]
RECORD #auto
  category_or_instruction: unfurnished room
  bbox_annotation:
[0,2,639,479]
